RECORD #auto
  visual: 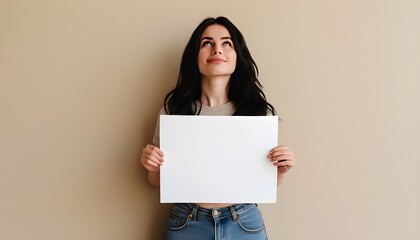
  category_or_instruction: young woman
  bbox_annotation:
[140,16,295,240]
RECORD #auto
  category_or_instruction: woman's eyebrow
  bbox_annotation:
[200,37,213,42]
[200,36,232,41]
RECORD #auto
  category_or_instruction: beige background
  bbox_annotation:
[1,0,419,239]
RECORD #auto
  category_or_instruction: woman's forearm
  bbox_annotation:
[148,171,160,188]
[277,173,285,187]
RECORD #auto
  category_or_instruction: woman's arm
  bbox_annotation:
[147,171,160,188]
[141,144,164,188]
[268,145,295,186]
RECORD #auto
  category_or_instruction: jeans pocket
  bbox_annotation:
[166,206,191,231]
[237,205,265,233]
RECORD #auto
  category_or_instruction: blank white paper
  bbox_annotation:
[160,115,278,203]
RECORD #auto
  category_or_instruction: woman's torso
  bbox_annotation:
[154,101,237,209]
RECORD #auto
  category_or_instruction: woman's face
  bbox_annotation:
[197,24,237,78]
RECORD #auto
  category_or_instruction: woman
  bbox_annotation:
[141,16,295,240]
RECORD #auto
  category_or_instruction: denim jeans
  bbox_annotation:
[164,203,268,240]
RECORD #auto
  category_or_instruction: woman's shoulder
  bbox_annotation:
[158,106,168,115]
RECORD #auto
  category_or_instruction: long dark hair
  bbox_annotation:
[164,16,276,116]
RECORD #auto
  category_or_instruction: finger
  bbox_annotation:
[148,152,164,164]
[142,160,160,173]
[269,152,294,161]
[268,146,292,157]
[142,153,163,166]
[146,144,164,157]
[269,153,294,162]
[270,145,291,152]
[269,147,293,156]
[142,147,164,164]
[273,160,294,167]
[144,159,159,167]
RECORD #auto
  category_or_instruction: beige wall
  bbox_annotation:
[1,1,419,239]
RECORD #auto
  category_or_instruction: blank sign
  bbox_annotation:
[160,115,278,203]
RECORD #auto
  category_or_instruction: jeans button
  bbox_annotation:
[213,209,221,216]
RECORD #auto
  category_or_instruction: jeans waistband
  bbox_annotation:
[174,203,256,221]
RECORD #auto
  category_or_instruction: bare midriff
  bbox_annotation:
[197,203,235,209]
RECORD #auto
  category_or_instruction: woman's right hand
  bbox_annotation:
[140,144,164,173]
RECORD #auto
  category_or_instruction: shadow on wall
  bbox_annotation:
[135,44,181,239]
[139,179,173,239]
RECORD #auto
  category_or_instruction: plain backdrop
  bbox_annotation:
[1,0,419,239]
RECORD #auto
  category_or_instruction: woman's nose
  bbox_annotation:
[212,44,222,55]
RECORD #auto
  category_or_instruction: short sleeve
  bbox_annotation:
[152,107,166,147]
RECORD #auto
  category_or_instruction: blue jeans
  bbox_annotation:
[164,203,268,240]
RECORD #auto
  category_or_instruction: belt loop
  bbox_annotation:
[229,205,239,222]
[191,204,199,221]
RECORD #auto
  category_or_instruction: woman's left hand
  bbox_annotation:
[268,145,295,175]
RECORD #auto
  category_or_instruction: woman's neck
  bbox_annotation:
[200,76,230,107]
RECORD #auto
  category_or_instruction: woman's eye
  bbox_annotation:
[223,41,232,46]
[202,41,212,47]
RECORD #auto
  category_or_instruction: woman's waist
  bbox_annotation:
[197,203,234,209]
[174,202,257,218]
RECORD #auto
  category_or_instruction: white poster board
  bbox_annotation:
[160,115,278,203]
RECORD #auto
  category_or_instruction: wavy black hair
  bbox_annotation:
[164,16,276,116]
